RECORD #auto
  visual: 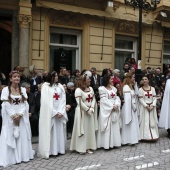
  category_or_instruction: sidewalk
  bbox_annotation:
[2,129,170,170]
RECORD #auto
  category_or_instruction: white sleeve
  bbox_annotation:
[75,88,90,111]
[138,88,147,107]
[1,87,16,117]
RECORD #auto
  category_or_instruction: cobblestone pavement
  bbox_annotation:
[1,129,170,170]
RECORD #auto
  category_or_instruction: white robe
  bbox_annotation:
[0,87,34,167]
[38,83,68,159]
[121,85,140,145]
[97,86,121,149]
[139,87,159,140]
[159,79,170,129]
[70,87,98,153]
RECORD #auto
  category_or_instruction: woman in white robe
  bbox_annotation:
[97,75,121,149]
[70,74,98,154]
[0,71,34,168]
[121,73,140,145]
[38,71,68,159]
[138,75,159,141]
[159,78,170,138]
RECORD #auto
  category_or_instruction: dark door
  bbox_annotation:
[0,28,11,81]
[54,48,72,72]
[50,47,76,73]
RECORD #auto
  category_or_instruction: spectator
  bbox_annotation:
[58,68,69,85]
[130,58,137,70]
[28,65,43,94]
[114,82,124,107]
[67,82,76,136]
[112,69,122,86]
[90,67,100,91]
[15,66,27,85]
[100,69,110,86]
[129,66,135,74]
[71,69,80,84]
[0,70,6,85]
[120,62,130,81]
[125,56,131,65]
[42,70,49,82]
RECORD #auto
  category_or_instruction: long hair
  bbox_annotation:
[76,74,88,91]
[101,69,109,77]
[122,73,134,91]
[47,71,58,87]
[73,69,80,77]
[8,70,26,103]
[102,74,111,87]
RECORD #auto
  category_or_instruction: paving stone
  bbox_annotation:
[3,129,170,170]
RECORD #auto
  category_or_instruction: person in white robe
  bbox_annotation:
[121,73,140,145]
[97,74,121,149]
[138,75,159,141]
[70,74,98,154]
[159,77,170,138]
[38,71,68,159]
[0,70,34,168]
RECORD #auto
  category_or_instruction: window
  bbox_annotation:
[163,41,170,64]
[49,28,81,73]
[115,36,137,70]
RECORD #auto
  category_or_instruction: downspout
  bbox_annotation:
[101,17,106,60]
[39,7,42,57]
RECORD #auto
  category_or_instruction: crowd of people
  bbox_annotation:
[0,57,170,167]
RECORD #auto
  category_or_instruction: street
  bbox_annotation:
[1,129,170,170]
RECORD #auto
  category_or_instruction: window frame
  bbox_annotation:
[49,28,81,71]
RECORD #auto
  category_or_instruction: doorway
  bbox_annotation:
[50,47,76,73]
[0,28,11,82]
[50,28,81,73]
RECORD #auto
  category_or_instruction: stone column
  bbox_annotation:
[12,11,19,69]
[18,0,32,72]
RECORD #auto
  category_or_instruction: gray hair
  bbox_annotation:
[21,82,30,88]
[29,65,35,73]
[67,82,74,88]
[113,69,120,75]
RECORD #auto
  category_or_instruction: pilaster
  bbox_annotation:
[18,0,32,71]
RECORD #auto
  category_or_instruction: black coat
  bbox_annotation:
[28,76,43,93]
[90,74,100,90]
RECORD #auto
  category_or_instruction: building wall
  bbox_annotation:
[89,18,114,72]
[144,26,163,68]
[30,8,46,70]
[1,0,170,73]
[30,9,165,72]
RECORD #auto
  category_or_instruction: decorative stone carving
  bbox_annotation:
[18,14,32,28]
[51,12,82,27]
[116,21,138,34]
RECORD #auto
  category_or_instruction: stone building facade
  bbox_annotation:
[0,0,170,76]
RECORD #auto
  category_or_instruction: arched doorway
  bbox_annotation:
[0,28,11,82]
